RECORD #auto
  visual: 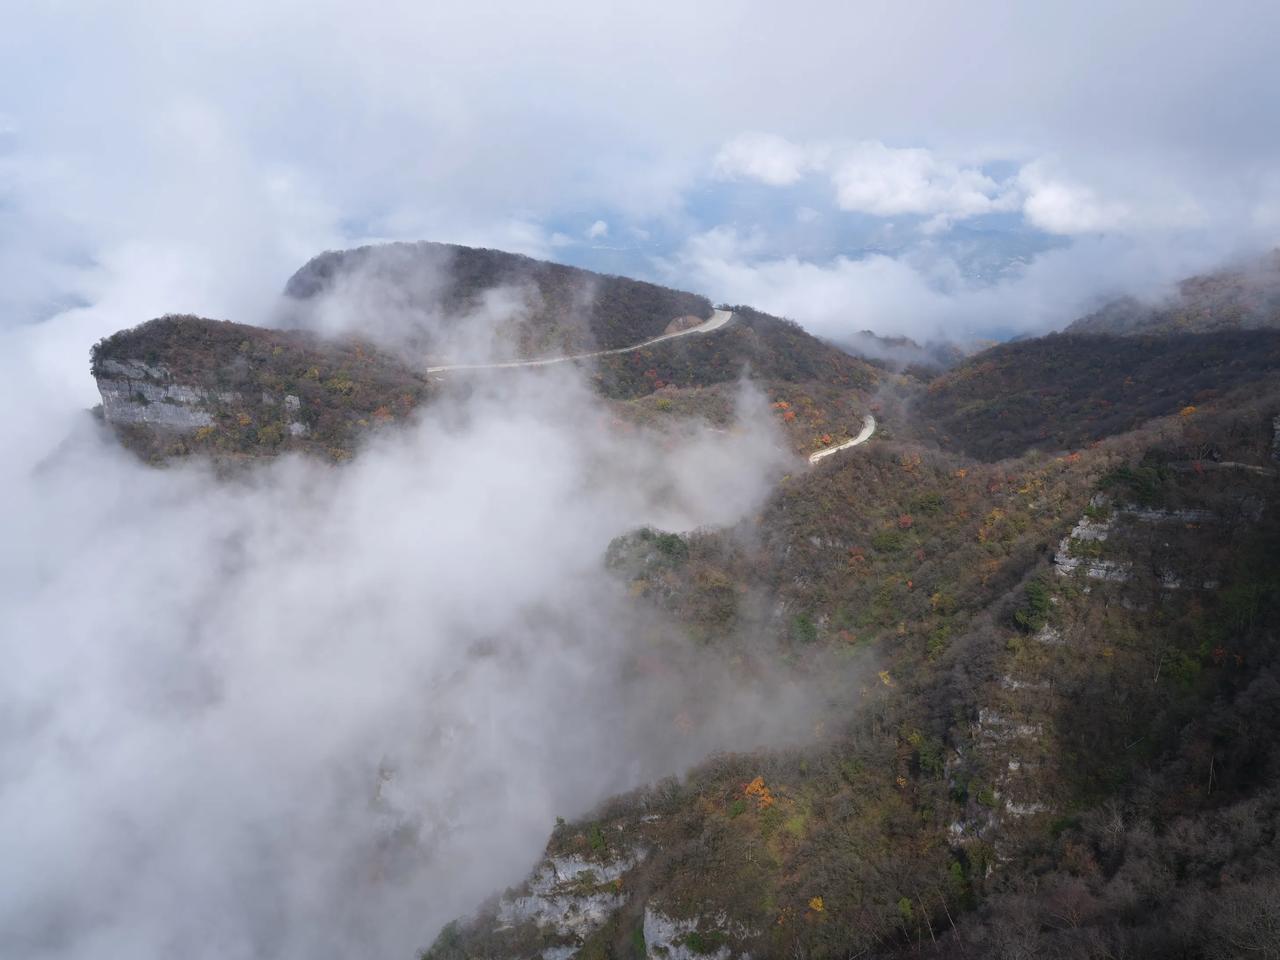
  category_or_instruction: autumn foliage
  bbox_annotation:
[743,776,775,809]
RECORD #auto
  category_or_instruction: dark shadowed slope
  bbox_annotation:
[918,329,1280,460]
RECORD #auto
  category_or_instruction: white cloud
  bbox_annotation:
[828,141,1011,222]
[1017,160,1211,236]
[709,130,1238,243]
[712,134,1015,229]
[586,219,609,240]
[0,295,812,959]
[663,225,1238,343]
[713,132,825,187]
[1017,162,1132,234]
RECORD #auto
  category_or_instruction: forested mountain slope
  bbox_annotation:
[428,380,1280,960]
[92,246,882,465]
[282,241,713,358]
[917,329,1280,460]
[1068,249,1280,336]
[81,243,1280,960]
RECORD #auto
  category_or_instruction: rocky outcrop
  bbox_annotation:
[642,904,756,960]
[495,850,644,946]
[1051,497,1116,580]
[95,358,312,438]
[95,358,227,431]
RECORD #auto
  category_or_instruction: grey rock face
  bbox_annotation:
[98,358,170,380]
[642,904,755,960]
[97,377,216,430]
[495,851,643,944]
[95,356,247,432]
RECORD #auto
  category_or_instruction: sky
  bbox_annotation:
[3,0,1280,370]
[1,4,1279,957]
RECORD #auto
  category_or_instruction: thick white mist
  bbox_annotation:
[0,336,812,959]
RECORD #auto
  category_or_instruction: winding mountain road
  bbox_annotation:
[807,415,877,464]
[424,307,876,464]
[425,308,734,373]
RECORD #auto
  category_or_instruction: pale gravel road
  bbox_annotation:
[425,308,874,465]
[807,414,877,464]
[425,308,734,373]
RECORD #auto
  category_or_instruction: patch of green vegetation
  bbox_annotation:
[791,613,818,644]
[909,491,946,514]
[1067,536,1106,559]
[871,529,904,553]
[1101,462,1171,506]
[1083,500,1112,521]
[926,622,951,658]
[1013,578,1051,633]
[588,824,606,854]
[679,930,727,955]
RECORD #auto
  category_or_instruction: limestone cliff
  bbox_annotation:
[91,314,431,462]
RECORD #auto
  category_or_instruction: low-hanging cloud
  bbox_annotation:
[1,328,836,959]
[663,224,1252,343]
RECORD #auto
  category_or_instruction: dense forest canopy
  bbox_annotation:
[918,329,1280,460]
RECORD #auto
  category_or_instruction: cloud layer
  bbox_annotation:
[1,342,816,958]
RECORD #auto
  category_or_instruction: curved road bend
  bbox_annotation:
[425,308,734,373]
[424,308,875,464]
[808,415,877,464]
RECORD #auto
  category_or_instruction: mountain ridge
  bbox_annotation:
[1067,249,1280,337]
[82,242,1280,960]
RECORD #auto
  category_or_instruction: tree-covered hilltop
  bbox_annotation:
[90,300,885,465]
[1068,249,1280,336]
[91,314,431,463]
[283,241,713,357]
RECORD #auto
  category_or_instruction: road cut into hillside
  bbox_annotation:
[426,308,875,466]
[425,309,734,373]
[808,414,877,464]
